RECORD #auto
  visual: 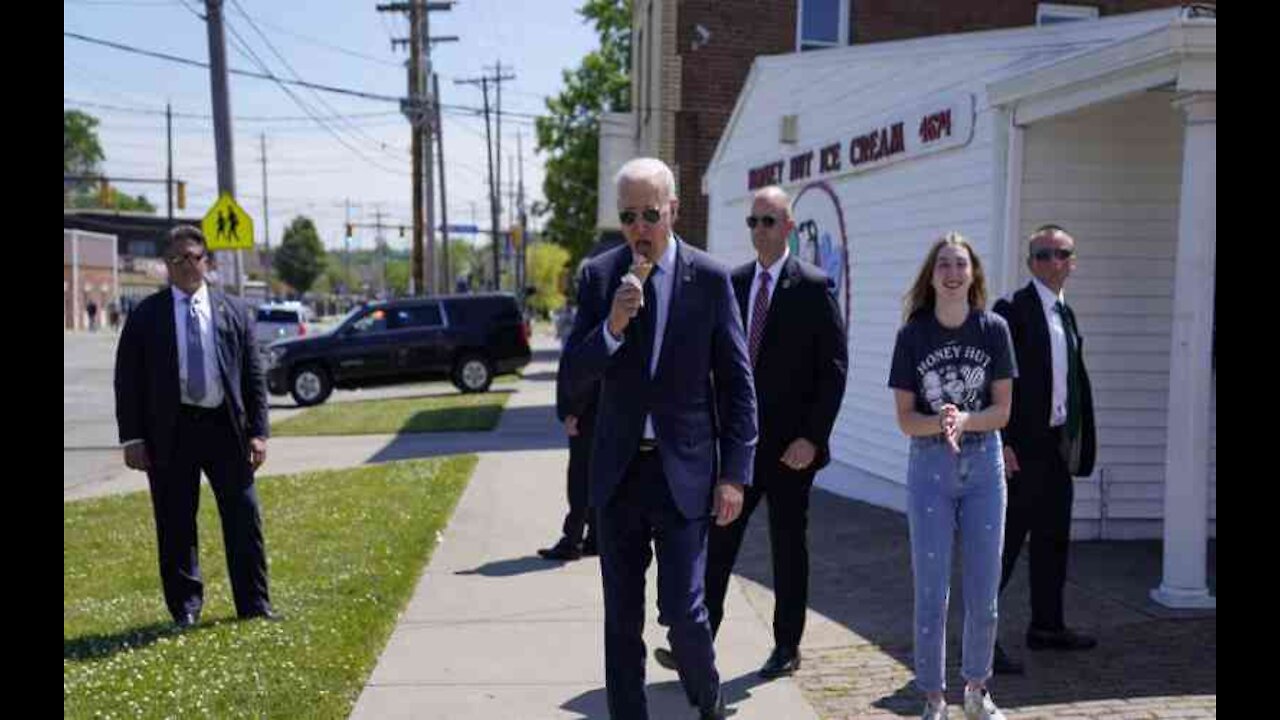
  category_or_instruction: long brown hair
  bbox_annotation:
[902,232,988,322]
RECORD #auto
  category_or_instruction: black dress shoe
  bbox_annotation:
[653,646,677,670]
[699,694,727,720]
[992,641,1024,675]
[537,538,582,561]
[174,612,200,629]
[758,646,801,679]
[1026,626,1096,651]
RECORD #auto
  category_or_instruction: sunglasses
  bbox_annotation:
[745,215,779,229]
[1031,248,1075,262]
[167,252,207,266]
[619,208,662,226]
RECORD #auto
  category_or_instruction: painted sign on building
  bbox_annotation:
[748,93,976,190]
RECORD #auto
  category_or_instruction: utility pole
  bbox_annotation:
[260,132,271,282]
[166,102,174,221]
[204,0,243,295]
[374,207,387,297]
[381,1,456,296]
[433,72,451,294]
[456,64,513,291]
[517,129,528,308]
[344,198,352,296]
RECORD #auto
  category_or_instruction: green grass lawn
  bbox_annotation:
[64,456,477,719]
[272,390,512,436]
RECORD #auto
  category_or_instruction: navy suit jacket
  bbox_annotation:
[115,286,269,468]
[562,238,758,520]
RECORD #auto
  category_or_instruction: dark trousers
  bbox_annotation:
[706,464,814,650]
[598,450,719,720]
[559,428,596,546]
[146,405,271,621]
[999,428,1073,631]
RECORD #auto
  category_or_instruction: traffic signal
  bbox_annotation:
[176,181,186,209]
[399,225,405,238]
[98,178,110,207]
[346,223,354,237]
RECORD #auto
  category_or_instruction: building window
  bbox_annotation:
[1036,3,1099,25]
[798,0,850,51]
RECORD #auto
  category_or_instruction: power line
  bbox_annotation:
[65,30,403,102]
[64,97,402,123]
[65,31,550,122]
[218,18,409,176]
[227,0,404,161]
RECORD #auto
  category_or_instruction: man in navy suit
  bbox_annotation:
[562,158,757,720]
[115,225,275,629]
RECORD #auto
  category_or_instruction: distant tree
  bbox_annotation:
[64,110,104,198]
[525,242,571,318]
[274,216,327,295]
[535,0,631,270]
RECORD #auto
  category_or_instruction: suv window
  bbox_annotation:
[445,297,518,326]
[349,308,389,335]
[257,309,301,323]
[393,304,443,328]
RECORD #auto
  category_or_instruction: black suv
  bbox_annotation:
[266,293,531,406]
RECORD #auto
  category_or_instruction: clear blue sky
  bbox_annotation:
[64,0,602,252]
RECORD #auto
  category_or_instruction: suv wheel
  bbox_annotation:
[290,363,333,406]
[452,354,493,393]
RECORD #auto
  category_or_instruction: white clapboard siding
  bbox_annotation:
[704,8,1187,516]
[1018,91,1213,538]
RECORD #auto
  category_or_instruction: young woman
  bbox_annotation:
[888,233,1017,720]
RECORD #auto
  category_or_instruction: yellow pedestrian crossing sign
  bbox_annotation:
[202,193,255,250]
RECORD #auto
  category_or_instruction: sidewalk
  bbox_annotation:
[349,341,818,719]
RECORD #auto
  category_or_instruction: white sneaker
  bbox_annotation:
[963,687,1007,720]
[922,699,948,720]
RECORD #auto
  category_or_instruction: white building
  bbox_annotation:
[702,7,1215,608]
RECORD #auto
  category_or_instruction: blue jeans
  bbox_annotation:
[905,431,1007,693]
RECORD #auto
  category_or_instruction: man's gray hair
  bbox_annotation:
[615,157,677,201]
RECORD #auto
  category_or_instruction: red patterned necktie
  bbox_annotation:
[748,272,771,365]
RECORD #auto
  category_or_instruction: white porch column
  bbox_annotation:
[1151,92,1216,609]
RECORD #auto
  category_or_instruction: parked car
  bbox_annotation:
[265,293,532,406]
[254,302,312,347]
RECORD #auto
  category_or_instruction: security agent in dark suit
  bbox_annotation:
[539,293,600,561]
[654,186,847,680]
[990,224,1097,674]
[114,225,275,629]
[562,158,757,720]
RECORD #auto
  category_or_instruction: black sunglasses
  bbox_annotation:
[1031,248,1074,262]
[619,208,662,226]
[167,252,207,265]
[745,215,779,229]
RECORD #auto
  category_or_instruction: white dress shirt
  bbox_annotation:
[603,236,678,440]
[1032,277,1068,428]
[173,283,225,409]
[746,246,790,334]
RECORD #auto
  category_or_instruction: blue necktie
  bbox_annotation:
[185,296,207,402]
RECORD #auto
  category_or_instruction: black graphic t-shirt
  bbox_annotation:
[888,310,1018,416]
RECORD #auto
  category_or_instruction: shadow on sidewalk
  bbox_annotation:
[729,487,1216,716]
[559,670,770,719]
[455,555,571,578]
